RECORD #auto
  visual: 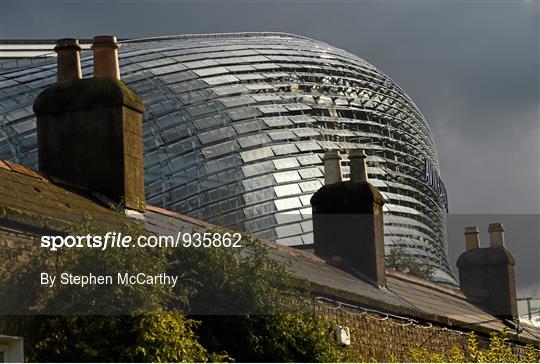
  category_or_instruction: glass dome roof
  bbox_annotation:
[0,33,455,284]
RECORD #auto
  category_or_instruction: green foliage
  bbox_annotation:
[408,347,446,362]
[467,331,520,363]
[121,312,209,362]
[247,313,360,362]
[23,313,209,362]
[57,215,177,314]
[4,214,178,315]
[524,344,540,363]
[3,218,360,362]
[401,330,540,363]
[448,345,466,362]
[170,228,360,362]
[169,229,297,314]
[2,215,208,362]
[386,246,434,280]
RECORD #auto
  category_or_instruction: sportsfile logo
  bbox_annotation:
[40,232,243,251]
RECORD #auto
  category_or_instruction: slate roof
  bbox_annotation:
[0,160,121,231]
[1,160,538,344]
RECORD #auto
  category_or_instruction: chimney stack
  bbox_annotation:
[457,223,517,320]
[92,35,121,80]
[54,38,82,82]
[33,36,146,212]
[464,226,480,251]
[311,150,386,287]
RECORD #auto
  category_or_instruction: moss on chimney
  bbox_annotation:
[33,78,144,114]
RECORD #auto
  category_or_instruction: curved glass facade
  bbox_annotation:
[0,33,455,284]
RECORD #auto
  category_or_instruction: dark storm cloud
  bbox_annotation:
[2,1,538,296]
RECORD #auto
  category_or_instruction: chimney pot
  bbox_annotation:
[464,226,480,251]
[349,149,368,182]
[323,150,343,185]
[54,38,82,82]
[92,35,120,79]
[488,223,505,248]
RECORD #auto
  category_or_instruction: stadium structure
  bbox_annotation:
[0,33,454,284]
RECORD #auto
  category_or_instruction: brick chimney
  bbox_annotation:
[33,36,146,212]
[311,150,386,287]
[457,223,518,319]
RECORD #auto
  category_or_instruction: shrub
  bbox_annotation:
[170,229,360,362]
[2,218,359,362]
[1,215,207,362]
[386,246,434,280]
[402,330,539,363]
[22,313,209,362]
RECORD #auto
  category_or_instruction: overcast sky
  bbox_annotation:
[1,0,539,300]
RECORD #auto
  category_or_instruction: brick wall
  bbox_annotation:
[315,299,538,361]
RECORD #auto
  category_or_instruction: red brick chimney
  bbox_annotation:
[33,36,146,212]
[311,150,386,287]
